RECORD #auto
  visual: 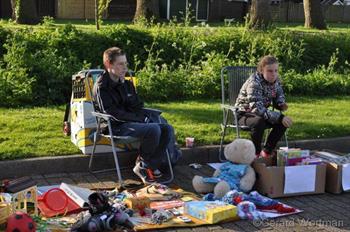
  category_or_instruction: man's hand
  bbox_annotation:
[278,103,288,111]
[282,116,293,128]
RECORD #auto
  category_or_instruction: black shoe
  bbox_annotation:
[153,169,163,178]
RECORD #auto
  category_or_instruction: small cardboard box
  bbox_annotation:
[325,163,343,194]
[184,201,237,224]
[253,157,326,198]
[313,151,348,194]
[124,197,150,210]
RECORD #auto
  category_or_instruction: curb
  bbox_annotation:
[1,136,350,179]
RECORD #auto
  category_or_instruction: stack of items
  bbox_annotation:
[277,148,323,166]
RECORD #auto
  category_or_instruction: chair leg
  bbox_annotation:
[160,149,174,185]
[107,120,123,184]
[89,118,101,171]
[89,131,98,171]
[219,110,230,162]
[154,115,174,184]
[284,130,289,148]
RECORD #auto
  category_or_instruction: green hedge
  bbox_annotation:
[0,24,350,106]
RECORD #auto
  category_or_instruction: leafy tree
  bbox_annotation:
[11,0,39,24]
[134,0,159,22]
[304,0,327,29]
[95,0,111,30]
[247,0,271,29]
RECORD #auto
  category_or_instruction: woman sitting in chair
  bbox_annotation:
[235,55,293,157]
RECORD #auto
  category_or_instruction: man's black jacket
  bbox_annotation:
[93,71,146,125]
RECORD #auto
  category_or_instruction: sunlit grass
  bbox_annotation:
[0,96,349,160]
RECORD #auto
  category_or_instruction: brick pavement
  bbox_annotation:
[29,165,350,232]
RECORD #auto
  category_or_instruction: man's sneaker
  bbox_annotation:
[153,169,163,178]
[135,156,163,179]
[133,161,157,184]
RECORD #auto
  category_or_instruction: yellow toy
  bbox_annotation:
[0,185,38,224]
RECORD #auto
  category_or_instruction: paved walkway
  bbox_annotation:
[31,165,350,232]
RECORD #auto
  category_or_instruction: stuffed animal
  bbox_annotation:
[192,138,256,198]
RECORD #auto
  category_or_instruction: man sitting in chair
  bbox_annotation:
[93,47,172,184]
[235,55,293,158]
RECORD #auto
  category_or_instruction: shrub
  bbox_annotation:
[1,24,350,106]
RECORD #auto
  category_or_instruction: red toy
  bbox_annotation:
[5,211,36,232]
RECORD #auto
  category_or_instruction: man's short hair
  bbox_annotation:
[103,47,125,66]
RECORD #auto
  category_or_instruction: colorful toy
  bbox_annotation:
[5,211,36,232]
[192,139,256,198]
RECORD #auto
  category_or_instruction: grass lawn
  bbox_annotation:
[0,96,349,160]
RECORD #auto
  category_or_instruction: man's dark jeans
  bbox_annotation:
[112,122,172,170]
[238,113,287,154]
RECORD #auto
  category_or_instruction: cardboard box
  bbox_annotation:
[313,151,347,194]
[325,163,343,194]
[184,201,237,224]
[125,197,150,210]
[253,157,326,198]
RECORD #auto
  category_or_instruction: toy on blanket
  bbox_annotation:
[71,192,133,232]
[136,183,181,201]
[193,139,256,198]
[204,190,296,220]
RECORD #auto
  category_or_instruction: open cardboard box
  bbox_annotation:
[252,156,326,198]
[313,150,349,194]
[325,162,343,194]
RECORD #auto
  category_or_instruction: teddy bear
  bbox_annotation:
[192,138,256,198]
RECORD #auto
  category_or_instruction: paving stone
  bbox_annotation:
[192,227,210,232]
[43,173,69,178]
[176,228,194,232]
[206,225,222,230]
[221,222,243,231]
[234,220,260,231]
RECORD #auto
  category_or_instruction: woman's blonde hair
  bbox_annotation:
[257,55,278,73]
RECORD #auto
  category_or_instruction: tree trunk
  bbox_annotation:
[248,0,271,30]
[13,0,40,24]
[134,0,159,22]
[11,0,16,20]
[304,0,327,29]
[95,0,99,30]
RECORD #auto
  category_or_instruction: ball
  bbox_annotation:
[5,211,36,232]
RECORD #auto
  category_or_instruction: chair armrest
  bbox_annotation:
[220,104,238,112]
[143,107,162,115]
[91,112,125,122]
